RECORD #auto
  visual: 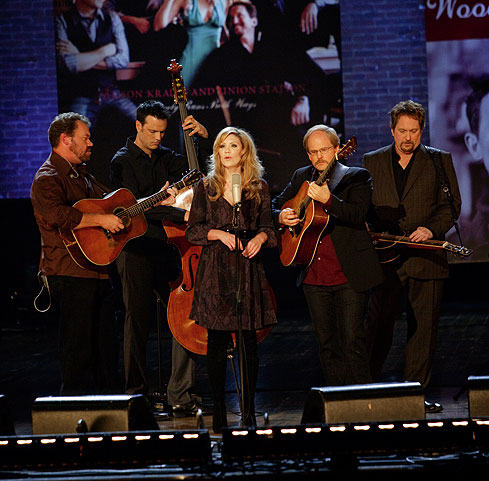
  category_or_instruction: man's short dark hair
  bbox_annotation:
[466,76,489,135]
[389,100,426,130]
[136,100,170,124]
[48,112,90,148]
[228,0,258,21]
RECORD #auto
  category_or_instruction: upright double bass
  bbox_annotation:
[164,60,273,356]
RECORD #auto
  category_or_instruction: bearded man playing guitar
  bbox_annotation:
[30,112,177,396]
[272,124,383,387]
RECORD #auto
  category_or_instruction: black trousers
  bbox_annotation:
[48,275,120,395]
[116,248,196,398]
[303,282,371,386]
[366,262,444,389]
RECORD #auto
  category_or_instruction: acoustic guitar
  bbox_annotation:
[278,137,357,267]
[61,169,201,268]
[369,232,473,263]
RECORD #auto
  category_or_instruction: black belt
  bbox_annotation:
[225,229,257,239]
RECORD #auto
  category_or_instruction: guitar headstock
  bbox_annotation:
[167,59,186,104]
[337,136,357,160]
[181,169,202,188]
[445,242,473,257]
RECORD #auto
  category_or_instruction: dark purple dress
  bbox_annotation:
[186,179,278,331]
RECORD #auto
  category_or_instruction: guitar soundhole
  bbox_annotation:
[114,207,131,229]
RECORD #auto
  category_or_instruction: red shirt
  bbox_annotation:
[303,198,347,286]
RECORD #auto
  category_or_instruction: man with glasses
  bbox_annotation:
[272,124,383,386]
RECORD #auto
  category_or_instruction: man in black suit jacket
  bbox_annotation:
[272,124,383,386]
[363,100,461,413]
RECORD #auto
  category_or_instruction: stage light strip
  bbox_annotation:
[329,425,346,432]
[0,429,213,470]
[40,438,56,444]
[402,423,419,429]
[353,425,370,431]
[17,439,32,445]
[305,427,322,433]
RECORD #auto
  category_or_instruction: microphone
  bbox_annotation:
[231,173,241,207]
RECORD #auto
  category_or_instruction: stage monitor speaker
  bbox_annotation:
[32,394,159,435]
[301,382,425,424]
[468,375,489,418]
[0,394,15,436]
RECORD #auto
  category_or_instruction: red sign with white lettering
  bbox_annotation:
[425,0,489,41]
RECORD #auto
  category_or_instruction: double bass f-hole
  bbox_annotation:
[181,252,200,292]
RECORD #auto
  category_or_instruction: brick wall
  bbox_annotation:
[0,0,58,199]
[0,0,428,198]
[340,0,429,164]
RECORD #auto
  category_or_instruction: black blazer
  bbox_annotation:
[272,163,384,292]
[363,143,461,279]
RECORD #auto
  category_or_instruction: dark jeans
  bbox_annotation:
[303,282,371,386]
[48,275,121,395]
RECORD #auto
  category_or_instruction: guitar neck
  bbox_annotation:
[370,232,473,257]
[372,233,446,248]
[300,158,338,211]
[124,178,188,218]
[316,157,338,187]
[297,138,357,214]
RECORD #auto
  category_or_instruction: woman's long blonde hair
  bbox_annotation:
[207,126,264,203]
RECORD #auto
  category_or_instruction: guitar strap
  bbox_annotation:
[84,171,110,198]
[425,146,463,245]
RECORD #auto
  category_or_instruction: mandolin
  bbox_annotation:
[370,232,473,263]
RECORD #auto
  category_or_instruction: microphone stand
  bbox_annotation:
[232,201,248,427]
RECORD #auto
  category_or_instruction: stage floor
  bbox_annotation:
[1,271,489,478]
[2,296,488,437]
